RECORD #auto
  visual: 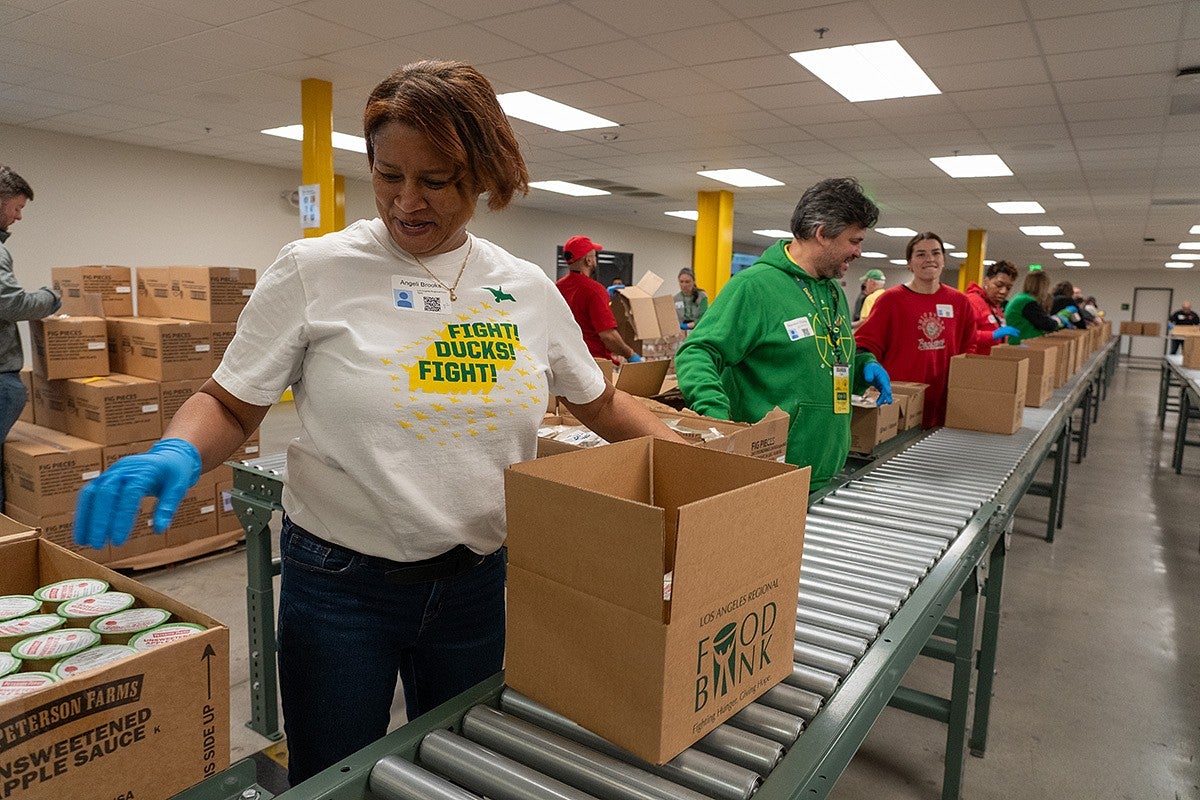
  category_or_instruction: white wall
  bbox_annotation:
[0,122,693,293]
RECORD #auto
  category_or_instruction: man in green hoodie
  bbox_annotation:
[676,177,892,490]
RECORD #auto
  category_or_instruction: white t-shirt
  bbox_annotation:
[214,219,607,561]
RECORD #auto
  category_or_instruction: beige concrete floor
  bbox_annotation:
[136,364,1200,798]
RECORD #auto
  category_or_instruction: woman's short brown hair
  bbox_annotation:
[363,60,529,211]
[905,231,944,262]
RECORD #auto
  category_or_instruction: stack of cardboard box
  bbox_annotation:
[944,354,1028,435]
[610,271,688,364]
[4,266,259,567]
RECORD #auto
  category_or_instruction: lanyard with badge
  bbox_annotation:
[799,280,852,415]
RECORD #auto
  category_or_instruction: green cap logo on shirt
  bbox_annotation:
[483,286,515,302]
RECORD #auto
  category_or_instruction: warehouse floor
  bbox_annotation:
[137,362,1200,798]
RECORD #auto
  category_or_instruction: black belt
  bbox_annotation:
[383,544,488,585]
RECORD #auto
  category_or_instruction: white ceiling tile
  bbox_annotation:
[169,29,300,71]
[479,56,595,93]
[3,12,150,59]
[657,90,764,118]
[925,57,1050,92]
[609,68,725,100]
[1055,73,1175,103]
[42,0,209,38]
[1045,42,1178,82]
[551,40,681,79]
[318,40,434,76]
[746,2,893,52]
[534,80,644,110]
[0,84,99,113]
[905,22,1041,69]
[739,81,844,110]
[867,0,1027,36]
[1063,97,1171,123]
[949,83,1057,112]
[475,4,625,50]
[588,100,682,125]
[226,8,379,56]
[693,55,802,91]
[136,0,282,26]
[641,22,778,67]
[420,0,557,22]
[294,0,457,34]
[1069,117,1166,137]
[571,0,733,36]
[389,23,534,65]
[1034,4,1184,54]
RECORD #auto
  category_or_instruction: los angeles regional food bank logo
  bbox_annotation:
[694,598,779,715]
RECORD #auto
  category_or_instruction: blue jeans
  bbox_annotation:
[277,517,506,786]
[0,372,28,509]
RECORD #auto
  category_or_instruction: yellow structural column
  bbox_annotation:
[301,78,336,238]
[334,174,346,231]
[958,229,987,291]
[694,190,734,298]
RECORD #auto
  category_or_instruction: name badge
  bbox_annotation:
[392,276,451,313]
[936,303,954,318]
[784,316,815,341]
[987,314,998,324]
[832,363,850,415]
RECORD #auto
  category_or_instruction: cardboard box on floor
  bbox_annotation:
[0,528,230,800]
[30,372,69,432]
[135,267,172,317]
[3,421,101,516]
[63,373,162,446]
[611,272,679,353]
[944,354,1028,435]
[107,317,213,382]
[3,504,102,561]
[889,381,928,431]
[170,266,256,323]
[990,344,1057,407]
[51,266,134,317]
[29,316,109,380]
[849,398,900,454]
[505,438,809,764]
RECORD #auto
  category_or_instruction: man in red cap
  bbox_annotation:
[555,235,641,364]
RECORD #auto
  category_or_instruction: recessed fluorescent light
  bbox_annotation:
[1020,225,1064,236]
[1190,225,1200,234]
[941,242,956,249]
[529,180,611,197]
[754,229,793,239]
[989,201,1045,214]
[983,260,996,266]
[1052,252,1084,259]
[889,259,907,265]
[930,154,1012,178]
[261,124,367,153]
[496,91,618,132]
[697,169,784,187]
[1040,242,1076,250]
[1165,261,1194,269]
[875,227,918,237]
[664,210,699,220]
[1170,253,1200,260]
[1178,242,1200,249]
[789,40,940,102]
[949,251,968,258]
[860,252,888,258]
[1063,261,1090,267]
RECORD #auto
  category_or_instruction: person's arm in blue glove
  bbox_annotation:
[626,352,643,363]
[75,381,271,549]
[862,361,892,405]
[992,325,1019,341]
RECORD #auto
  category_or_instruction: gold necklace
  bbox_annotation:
[411,237,473,302]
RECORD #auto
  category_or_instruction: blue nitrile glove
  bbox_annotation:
[862,362,892,405]
[992,325,1019,341]
[681,322,690,330]
[1168,322,1175,331]
[1054,308,1074,328]
[74,438,202,549]
[627,353,643,363]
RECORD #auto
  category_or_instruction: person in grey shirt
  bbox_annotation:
[0,166,61,506]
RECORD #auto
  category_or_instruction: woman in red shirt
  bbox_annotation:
[964,260,1020,354]
[855,231,977,428]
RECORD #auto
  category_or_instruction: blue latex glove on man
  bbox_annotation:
[74,438,202,549]
[862,361,892,405]
[992,325,1020,341]
[626,353,643,363]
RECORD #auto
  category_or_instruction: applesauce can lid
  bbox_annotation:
[0,613,66,638]
[90,607,170,636]
[57,592,136,620]
[129,623,206,651]
[34,578,109,604]
[53,645,138,679]
[0,595,41,622]
[0,672,57,700]
[12,629,101,661]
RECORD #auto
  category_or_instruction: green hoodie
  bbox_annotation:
[675,241,876,490]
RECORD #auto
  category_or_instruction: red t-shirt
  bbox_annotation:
[964,282,1004,355]
[854,284,977,428]
[556,270,618,362]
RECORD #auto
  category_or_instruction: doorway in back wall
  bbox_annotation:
[1129,286,1173,360]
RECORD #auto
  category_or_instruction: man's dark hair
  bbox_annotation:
[0,167,32,202]
[790,177,879,241]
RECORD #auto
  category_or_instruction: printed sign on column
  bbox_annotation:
[299,184,320,229]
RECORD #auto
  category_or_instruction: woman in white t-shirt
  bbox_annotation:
[74,60,681,786]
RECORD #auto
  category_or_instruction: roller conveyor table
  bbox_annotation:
[185,339,1117,800]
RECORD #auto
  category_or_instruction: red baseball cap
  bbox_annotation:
[563,235,602,264]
